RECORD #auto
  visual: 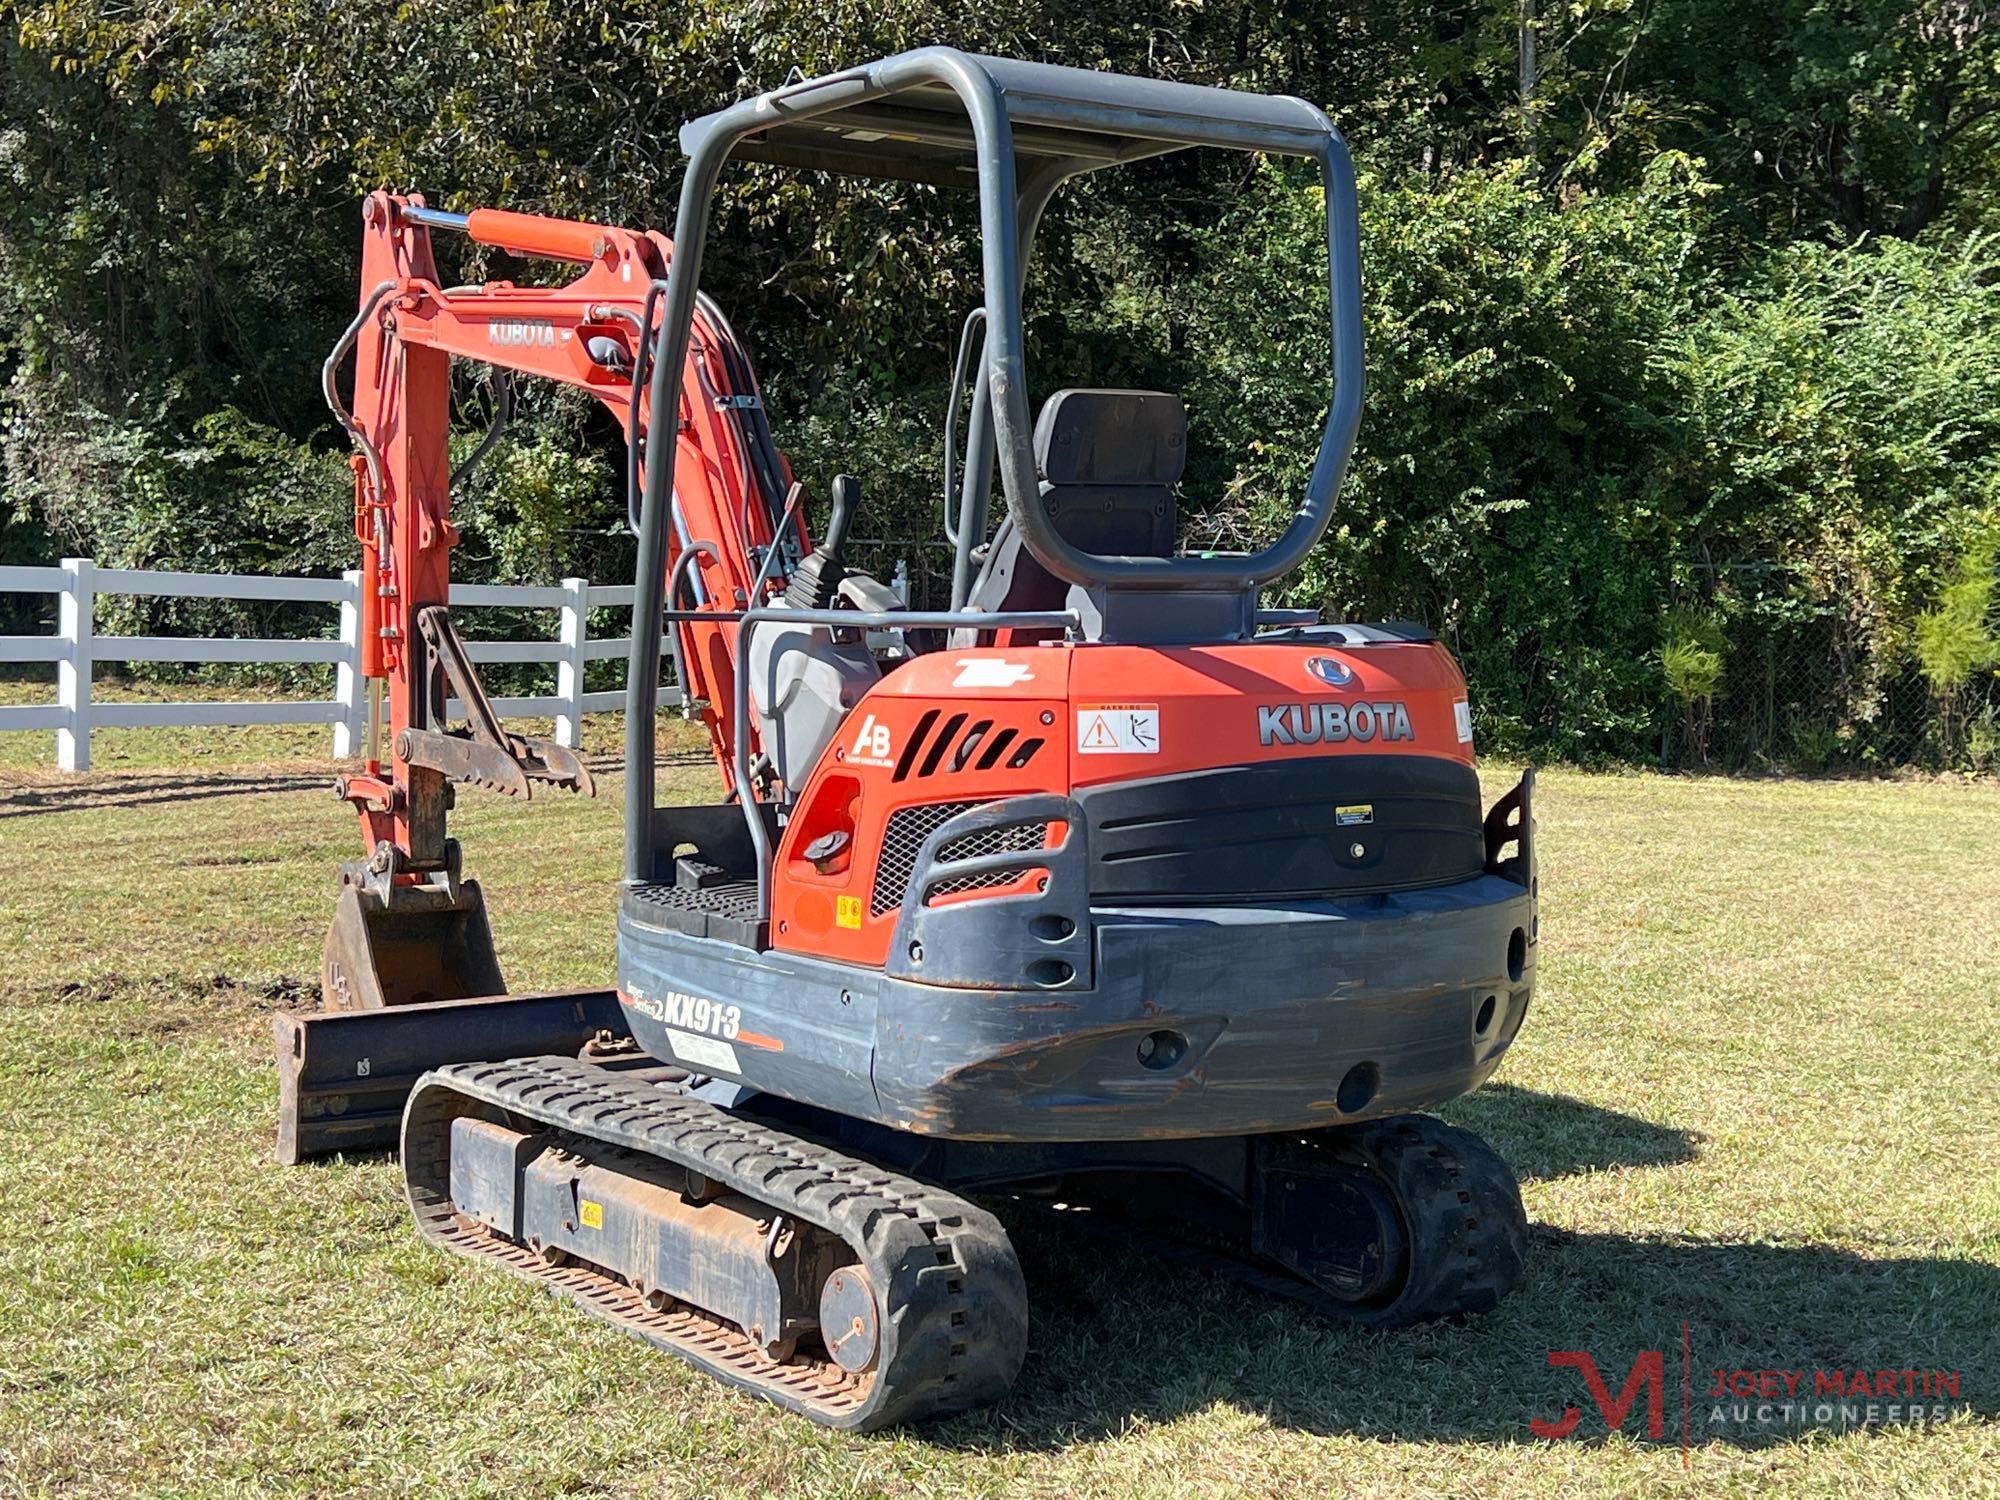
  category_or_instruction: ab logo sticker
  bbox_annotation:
[847,713,894,768]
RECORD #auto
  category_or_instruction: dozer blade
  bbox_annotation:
[320,877,507,1011]
[274,988,626,1164]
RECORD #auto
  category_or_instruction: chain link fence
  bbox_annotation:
[1658,632,1998,775]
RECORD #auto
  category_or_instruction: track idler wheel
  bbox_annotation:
[1254,1115,1527,1328]
[820,1266,882,1374]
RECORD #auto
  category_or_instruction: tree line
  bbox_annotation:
[3,1,1998,767]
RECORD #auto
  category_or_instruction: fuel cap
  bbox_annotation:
[804,829,851,872]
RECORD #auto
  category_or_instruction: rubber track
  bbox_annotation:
[401,1055,1028,1430]
[1339,1114,1527,1327]
[1040,1114,1526,1330]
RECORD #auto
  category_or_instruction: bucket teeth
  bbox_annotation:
[400,728,592,801]
[403,606,596,801]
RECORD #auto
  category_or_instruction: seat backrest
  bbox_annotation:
[968,389,1183,618]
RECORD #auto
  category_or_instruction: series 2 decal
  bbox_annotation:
[627,988,742,1038]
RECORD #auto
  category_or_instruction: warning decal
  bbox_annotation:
[1076,703,1160,755]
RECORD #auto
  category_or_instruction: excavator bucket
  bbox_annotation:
[320,877,507,1011]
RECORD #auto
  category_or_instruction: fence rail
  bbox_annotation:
[0,559,679,771]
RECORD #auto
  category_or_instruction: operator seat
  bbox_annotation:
[965,388,1184,621]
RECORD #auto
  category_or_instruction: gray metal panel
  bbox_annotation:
[617,869,1536,1142]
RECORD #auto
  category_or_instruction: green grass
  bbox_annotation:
[0,727,1996,1496]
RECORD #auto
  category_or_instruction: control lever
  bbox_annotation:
[784,474,859,611]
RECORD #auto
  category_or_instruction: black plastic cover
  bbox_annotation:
[1076,755,1484,902]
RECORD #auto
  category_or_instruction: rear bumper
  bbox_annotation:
[617,866,1536,1142]
[870,871,1536,1139]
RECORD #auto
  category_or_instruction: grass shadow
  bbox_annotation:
[1438,1082,1701,1180]
[932,1219,1994,1454]
[0,768,334,817]
[921,1090,1973,1453]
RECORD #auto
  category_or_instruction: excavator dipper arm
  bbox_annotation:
[319,191,791,1008]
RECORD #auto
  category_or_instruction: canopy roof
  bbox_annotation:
[679,51,1339,187]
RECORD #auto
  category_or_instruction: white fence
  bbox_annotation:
[0,559,679,772]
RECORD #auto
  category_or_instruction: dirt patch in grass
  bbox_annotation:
[10,970,312,1041]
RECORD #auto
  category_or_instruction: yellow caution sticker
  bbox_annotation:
[836,895,863,929]
[1335,803,1374,827]
[579,1199,603,1230]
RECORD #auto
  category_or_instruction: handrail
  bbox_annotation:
[941,307,986,547]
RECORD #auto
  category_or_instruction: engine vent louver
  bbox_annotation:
[892,709,940,781]
[974,726,1018,770]
[891,714,1043,782]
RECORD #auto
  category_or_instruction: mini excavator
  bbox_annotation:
[279,51,1539,1430]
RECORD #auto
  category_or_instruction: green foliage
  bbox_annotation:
[3,0,2000,766]
[1661,609,1727,707]
[1914,524,2000,690]
[1649,234,2000,757]
[1142,154,1712,756]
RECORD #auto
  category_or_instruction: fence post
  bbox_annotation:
[56,557,93,772]
[333,569,364,759]
[555,576,589,749]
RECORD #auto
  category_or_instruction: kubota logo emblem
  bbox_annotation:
[1258,700,1415,746]
[1306,656,1356,687]
[487,318,557,348]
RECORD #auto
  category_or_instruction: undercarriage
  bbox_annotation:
[398,1054,1527,1428]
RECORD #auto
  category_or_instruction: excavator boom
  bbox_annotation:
[318,191,794,1009]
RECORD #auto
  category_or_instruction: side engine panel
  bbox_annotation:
[769,649,1071,964]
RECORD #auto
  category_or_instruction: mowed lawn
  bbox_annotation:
[0,714,1996,1497]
